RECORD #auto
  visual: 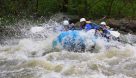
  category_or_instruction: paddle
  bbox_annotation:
[108,30,120,38]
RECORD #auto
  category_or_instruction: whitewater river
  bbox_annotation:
[0,20,136,78]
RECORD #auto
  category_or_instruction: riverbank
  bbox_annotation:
[107,18,136,34]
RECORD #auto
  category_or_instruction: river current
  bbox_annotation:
[0,20,136,78]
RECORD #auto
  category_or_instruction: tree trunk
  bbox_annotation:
[36,0,38,13]
[62,0,68,12]
[107,0,115,17]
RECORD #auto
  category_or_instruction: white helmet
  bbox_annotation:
[63,20,69,25]
[80,18,86,22]
[100,22,106,25]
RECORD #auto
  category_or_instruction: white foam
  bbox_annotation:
[0,19,136,78]
[30,27,44,33]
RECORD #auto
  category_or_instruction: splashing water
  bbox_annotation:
[0,17,136,78]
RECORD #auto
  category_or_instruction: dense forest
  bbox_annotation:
[0,0,136,19]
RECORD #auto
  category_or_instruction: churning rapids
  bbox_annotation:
[0,19,136,78]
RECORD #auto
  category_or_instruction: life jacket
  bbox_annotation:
[85,24,93,31]
[85,23,100,31]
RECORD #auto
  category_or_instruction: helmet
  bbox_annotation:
[100,22,106,25]
[80,18,86,22]
[63,20,69,25]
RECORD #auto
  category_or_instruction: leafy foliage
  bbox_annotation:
[0,0,136,19]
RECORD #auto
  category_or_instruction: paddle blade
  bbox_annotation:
[109,31,120,37]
